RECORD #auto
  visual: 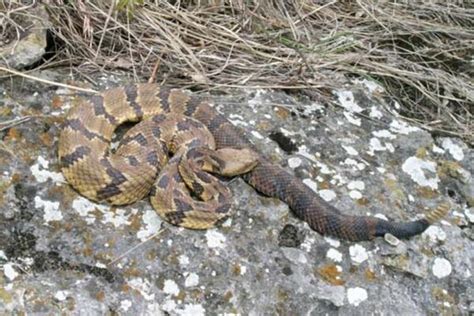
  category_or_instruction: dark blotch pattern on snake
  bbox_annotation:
[58,84,450,241]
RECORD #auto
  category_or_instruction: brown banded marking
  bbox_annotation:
[59,96,257,229]
[59,83,450,239]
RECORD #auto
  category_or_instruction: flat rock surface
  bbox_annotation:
[0,71,472,315]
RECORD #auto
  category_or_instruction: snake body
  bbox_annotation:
[58,84,449,241]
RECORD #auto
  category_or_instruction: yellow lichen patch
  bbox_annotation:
[123,266,142,278]
[5,127,22,141]
[364,268,377,281]
[0,287,13,304]
[256,121,271,131]
[383,178,406,201]
[175,290,186,301]
[146,248,158,261]
[51,95,64,109]
[0,179,11,207]
[232,263,242,276]
[416,187,440,199]
[415,147,428,159]
[318,180,331,190]
[222,290,233,303]
[0,107,12,116]
[95,290,105,302]
[128,212,142,232]
[437,160,464,180]
[316,264,345,285]
[274,106,290,119]
[356,197,370,206]
[277,287,289,302]
[431,287,457,314]
[121,284,131,293]
[382,254,409,271]
[39,132,54,147]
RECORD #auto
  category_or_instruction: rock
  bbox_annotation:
[0,5,50,69]
[0,73,472,314]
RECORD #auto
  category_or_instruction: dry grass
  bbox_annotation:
[4,1,474,144]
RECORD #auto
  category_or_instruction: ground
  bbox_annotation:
[0,70,473,315]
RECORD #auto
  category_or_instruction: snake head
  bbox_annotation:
[208,148,259,177]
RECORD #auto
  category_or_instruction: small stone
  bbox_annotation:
[326,248,343,262]
[3,263,18,281]
[347,287,368,306]
[384,233,400,246]
[163,280,180,296]
[432,258,452,279]
[349,244,369,264]
[315,283,345,307]
[184,273,199,287]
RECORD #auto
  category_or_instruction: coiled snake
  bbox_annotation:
[58,84,449,241]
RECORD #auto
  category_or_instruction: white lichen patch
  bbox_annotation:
[401,156,439,190]
[178,254,189,266]
[389,120,420,135]
[137,210,162,241]
[162,299,177,313]
[465,208,474,223]
[374,213,388,220]
[120,300,132,311]
[205,230,226,248]
[432,145,445,154]
[228,119,249,127]
[342,145,359,156]
[177,304,205,316]
[101,208,131,228]
[250,131,264,140]
[335,90,364,113]
[127,278,155,301]
[163,279,180,296]
[432,258,452,279]
[349,190,363,200]
[247,89,266,110]
[3,262,18,281]
[288,157,302,168]
[298,145,318,163]
[372,130,396,140]
[30,156,65,184]
[302,178,318,192]
[184,272,199,287]
[422,226,447,242]
[319,189,337,202]
[72,196,107,218]
[348,181,365,191]
[342,158,366,171]
[367,137,394,156]
[343,111,361,126]
[34,196,62,223]
[315,161,334,175]
[353,78,384,94]
[54,290,68,301]
[327,248,343,262]
[280,127,297,136]
[324,237,341,248]
[301,236,316,252]
[441,138,464,161]
[369,106,383,119]
[347,287,368,306]
[228,114,248,127]
[349,244,369,264]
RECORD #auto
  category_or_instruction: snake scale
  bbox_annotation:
[58,83,449,241]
